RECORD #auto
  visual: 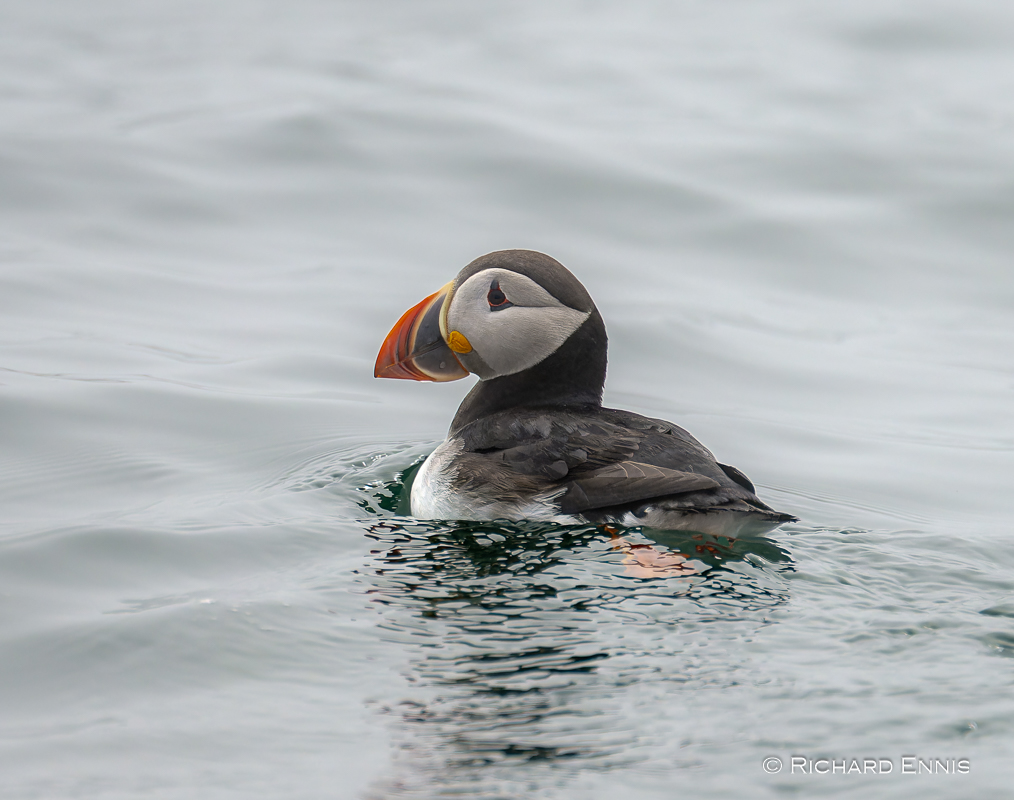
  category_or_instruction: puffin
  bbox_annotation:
[374,250,795,535]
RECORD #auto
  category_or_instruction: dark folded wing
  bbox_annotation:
[455,407,756,516]
[557,461,720,514]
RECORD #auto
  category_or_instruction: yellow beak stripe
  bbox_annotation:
[447,330,473,354]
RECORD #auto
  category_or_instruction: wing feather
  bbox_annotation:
[557,461,720,514]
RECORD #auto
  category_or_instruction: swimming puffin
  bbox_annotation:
[374,250,795,535]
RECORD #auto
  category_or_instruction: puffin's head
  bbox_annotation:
[375,250,597,383]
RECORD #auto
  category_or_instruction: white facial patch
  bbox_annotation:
[445,269,590,380]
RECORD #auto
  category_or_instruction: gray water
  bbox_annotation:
[2,1,1013,797]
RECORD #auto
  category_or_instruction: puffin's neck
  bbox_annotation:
[449,310,608,435]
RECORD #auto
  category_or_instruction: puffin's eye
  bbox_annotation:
[487,280,513,311]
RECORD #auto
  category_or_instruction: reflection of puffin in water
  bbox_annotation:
[375,250,795,536]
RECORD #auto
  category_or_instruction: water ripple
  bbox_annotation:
[355,470,794,796]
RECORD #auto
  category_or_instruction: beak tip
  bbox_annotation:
[374,355,426,381]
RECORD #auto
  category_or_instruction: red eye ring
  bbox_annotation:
[487,280,511,309]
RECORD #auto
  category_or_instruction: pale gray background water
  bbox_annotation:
[1,1,1012,798]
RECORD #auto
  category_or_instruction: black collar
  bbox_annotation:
[449,310,608,435]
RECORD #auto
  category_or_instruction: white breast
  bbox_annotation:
[410,439,467,520]
[410,438,578,523]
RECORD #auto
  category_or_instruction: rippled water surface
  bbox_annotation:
[2,1,1013,797]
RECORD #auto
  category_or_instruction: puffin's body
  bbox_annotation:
[375,250,794,535]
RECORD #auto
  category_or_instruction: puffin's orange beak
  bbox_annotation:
[374,282,469,381]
